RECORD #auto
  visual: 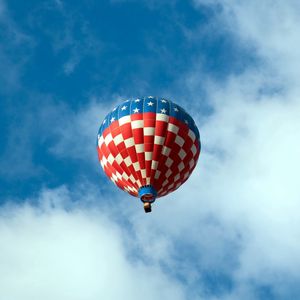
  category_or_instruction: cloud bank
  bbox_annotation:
[0,186,186,300]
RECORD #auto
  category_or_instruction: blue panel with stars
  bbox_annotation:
[98,111,112,136]
[119,100,131,118]
[169,101,181,119]
[144,96,157,113]
[110,107,119,124]
[130,98,144,115]
[157,97,170,115]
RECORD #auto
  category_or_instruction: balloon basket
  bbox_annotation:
[143,202,152,213]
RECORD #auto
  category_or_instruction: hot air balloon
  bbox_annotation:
[97,96,201,213]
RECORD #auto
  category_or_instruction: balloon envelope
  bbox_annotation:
[97,96,200,204]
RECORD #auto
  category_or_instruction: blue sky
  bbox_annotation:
[1,0,300,299]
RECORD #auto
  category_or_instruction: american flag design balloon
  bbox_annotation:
[97,96,201,212]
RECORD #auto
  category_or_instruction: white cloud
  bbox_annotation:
[0,186,186,300]
[194,0,300,85]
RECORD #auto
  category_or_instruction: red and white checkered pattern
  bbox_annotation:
[97,112,200,198]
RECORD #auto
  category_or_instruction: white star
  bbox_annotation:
[184,119,188,124]
[160,108,167,114]
[161,99,167,103]
[113,107,117,111]
[133,108,140,113]
[125,99,130,102]
[103,119,106,124]
[110,117,115,122]
[148,96,154,98]
[174,107,179,112]
[121,105,127,111]
[147,101,154,106]
[135,99,141,102]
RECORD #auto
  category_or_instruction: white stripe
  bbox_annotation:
[174,174,180,182]
[179,149,187,160]
[166,169,172,178]
[162,179,168,187]
[104,133,113,145]
[167,123,179,134]
[112,173,118,182]
[98,135,104,147]
[124,137,135,147]
[107,154,114,165]
[168,183,174,190]
[124,156,132,167]
[191,144,197,156]
[145,152,152,161]
[154,170,161,179]
[146,178,151,185]
[156,114,169,122]
[102,156,108,166]
[129,174,136,183]
[128,186,135,192]
[189,159,195,168]
[119,115,131,125]
[144,127,155,136]
[178,161,185,172]
[165,157,173,168]
[151,160,158,170]
[132,120,144,129]
[188,129,196,142]
[154,136,165,145]
[133,162,140,171]
[135,144,144,153]
[115,153,123,164]
[162,146,171,156]
[122,172,129,180]
[141,169,146,178]
[175,135,185,147]
[113,134,124,146]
